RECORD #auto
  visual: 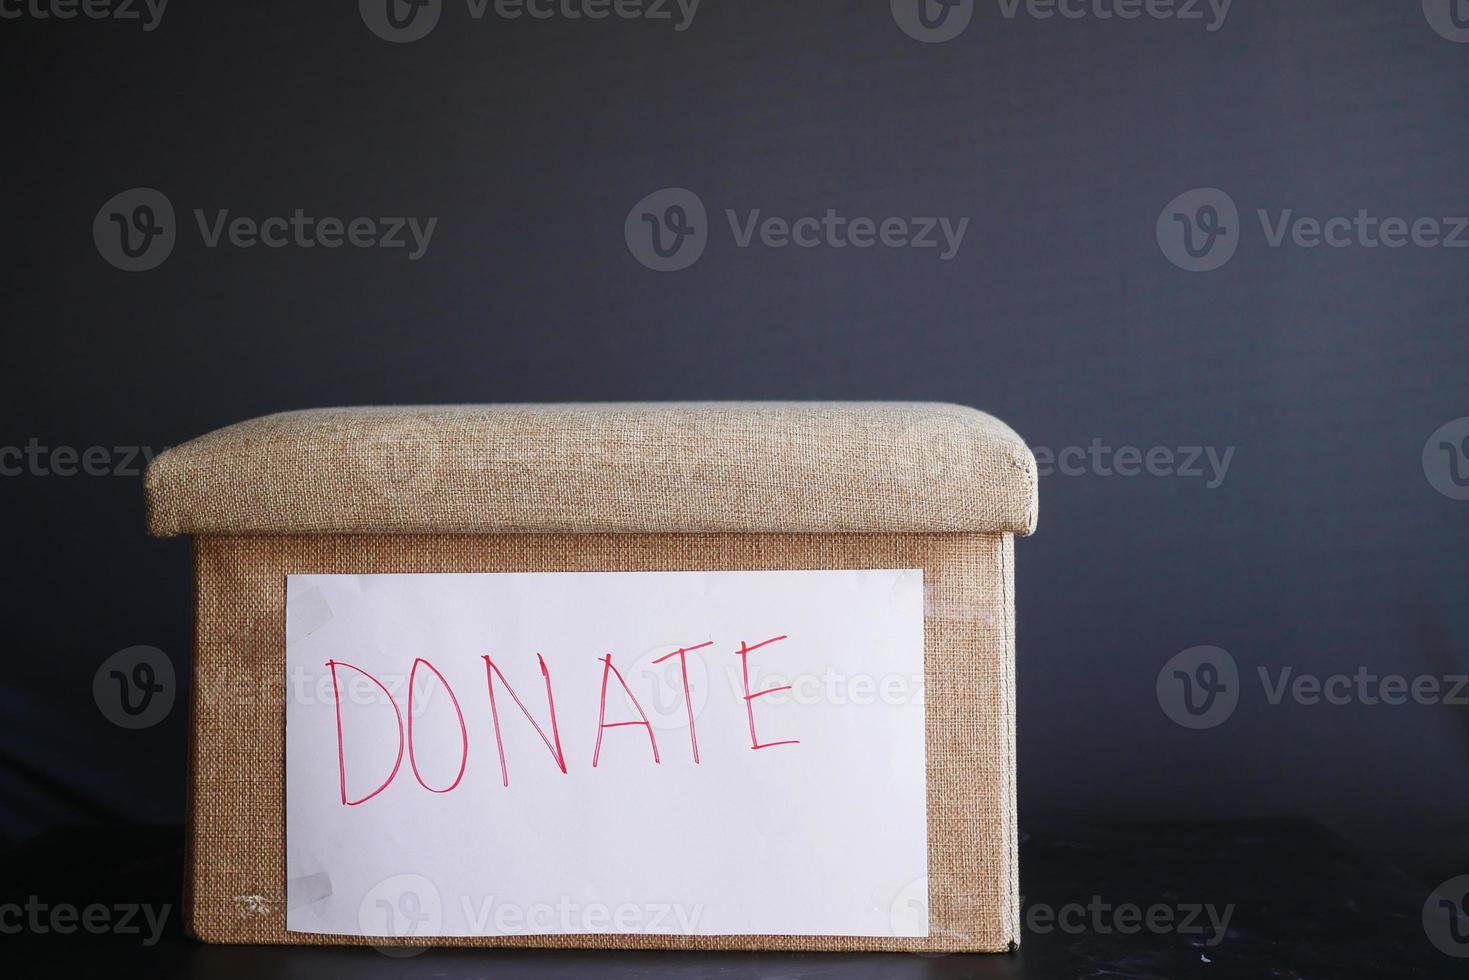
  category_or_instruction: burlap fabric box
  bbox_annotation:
[144,402,1037,953]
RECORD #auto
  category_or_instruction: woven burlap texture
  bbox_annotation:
[146,403,1038,539]
[189,531,1019,952]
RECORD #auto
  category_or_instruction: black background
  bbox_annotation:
[3,0,1467,911]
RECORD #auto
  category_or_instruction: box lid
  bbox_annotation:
[144,403,1038,538]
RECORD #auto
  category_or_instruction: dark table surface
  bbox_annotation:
[2,818,1462,978]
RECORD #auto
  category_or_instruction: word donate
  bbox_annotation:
[286,570,929,939]
[326,635,799,804]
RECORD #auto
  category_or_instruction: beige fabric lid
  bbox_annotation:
[144,402,1038,538]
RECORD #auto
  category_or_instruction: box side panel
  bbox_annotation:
[188,532,1017,952]
[181,538,203,940]
[999,531,1019,949]
[190,536,291,942]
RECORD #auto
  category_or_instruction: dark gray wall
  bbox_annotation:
[3,0,1466,871]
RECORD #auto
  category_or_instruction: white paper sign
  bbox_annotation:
[284,569,928,938]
